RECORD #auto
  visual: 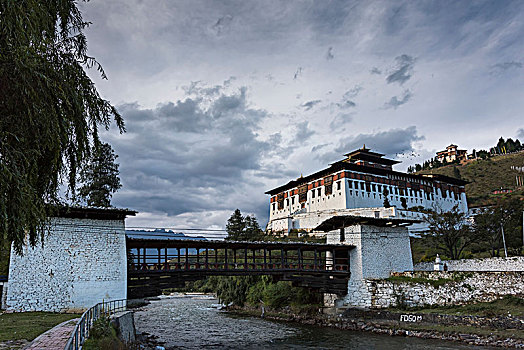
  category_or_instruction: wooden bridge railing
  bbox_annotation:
[127,238,351,275]
[126,238,353,297]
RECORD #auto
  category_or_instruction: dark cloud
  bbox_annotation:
[337,100,356,109]
[294,67,303,80]
[311,143,329,153]
[107,85,273,220]
[491,61,522,73]
[316,127,423,164]
[370,67,382,75]
[326,47,334,60]
[385,4,408,35]
[212,15,233,36]
[384,90,413,109]
[338,126,423,159]
[294,121,315,141]
[343,86,363,99]
[386,54,416,85]
[301,100,321,111]
[329,113,354,131]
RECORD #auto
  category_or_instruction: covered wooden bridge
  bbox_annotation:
[127,238,353,298]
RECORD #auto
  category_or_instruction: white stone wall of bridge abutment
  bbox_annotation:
[6,217,127,312]
[326,224,414,307]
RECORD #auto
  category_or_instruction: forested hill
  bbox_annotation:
[417,151,524,207]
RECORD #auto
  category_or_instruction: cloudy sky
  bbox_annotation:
[79,0,524,231]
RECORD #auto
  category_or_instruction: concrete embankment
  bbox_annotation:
[228,307,524,348]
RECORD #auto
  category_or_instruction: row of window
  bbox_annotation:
[271,178,462,213]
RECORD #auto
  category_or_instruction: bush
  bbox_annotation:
[83,316,124,350]
[263,282,294,309]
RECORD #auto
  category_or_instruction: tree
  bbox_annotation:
[0,1,124,252]
[226,209,264,241]
[400,197,408,210]
[473,197,523,256]
[424,205,475,260]
[244,215,264,241]
[78,142,122,207]
[226,209,245,241]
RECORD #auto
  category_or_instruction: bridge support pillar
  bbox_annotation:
[326,224,413,308]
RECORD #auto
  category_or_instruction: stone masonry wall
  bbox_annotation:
[6,217,127,312]
[343,271,524,309]
[414,256,524,272]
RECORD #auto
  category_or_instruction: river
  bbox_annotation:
[133,294,493,349]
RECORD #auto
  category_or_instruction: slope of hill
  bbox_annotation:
[417,151,524,207]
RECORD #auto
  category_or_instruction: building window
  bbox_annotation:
[298,185,308,202]
[360,182,365,190]
[292,197,295,205]
[324,176,333,195]
[318,188,322,196]
[350,190,353,195]
[272,203,275,211]
[312,190,315,198]
[378,185,382,193]
[286,199,289,206]
[372,184,376,192]
[348,181,353,188]
[277,193,284,210]
[337,181,341,190]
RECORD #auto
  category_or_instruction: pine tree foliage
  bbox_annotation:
[226,209,264,241]
[78,142,122,207]
[0,1,124,253]
[226,209,245,241]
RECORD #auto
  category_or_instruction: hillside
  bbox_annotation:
[417,151,524,207]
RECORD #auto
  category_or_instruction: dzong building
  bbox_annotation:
[265,146,468,235]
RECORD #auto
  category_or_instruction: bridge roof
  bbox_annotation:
[126,237,353,251]
[314,215,421,232]
[50,205,137,220]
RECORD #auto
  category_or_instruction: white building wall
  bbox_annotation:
[267,170,468,234]
[326,224,413,307]
[6,217,127,312]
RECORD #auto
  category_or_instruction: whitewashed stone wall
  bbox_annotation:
[327,224,414,308]
[6,217,127,312]
[328,224,413,280]
[343,271,524,309]
[414,256,524,272]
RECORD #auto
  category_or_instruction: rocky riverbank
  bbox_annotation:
[227,306,524,348]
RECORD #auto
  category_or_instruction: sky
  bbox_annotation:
[79,0,524,231]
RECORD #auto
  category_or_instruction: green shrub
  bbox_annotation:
[83,316,123,350]
[263,282,294,309]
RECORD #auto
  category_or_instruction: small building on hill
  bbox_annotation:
[265,146,468,235]
[436,144,467,163]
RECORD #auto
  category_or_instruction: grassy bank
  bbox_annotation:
[0,312,80,342]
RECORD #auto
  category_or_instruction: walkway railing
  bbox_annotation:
[63,299,127,350]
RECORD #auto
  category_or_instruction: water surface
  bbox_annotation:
[134,294,493,349]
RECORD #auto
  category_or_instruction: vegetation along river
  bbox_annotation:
[133,294,493,350]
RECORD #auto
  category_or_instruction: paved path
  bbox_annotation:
[24,318,79,350]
